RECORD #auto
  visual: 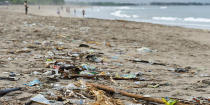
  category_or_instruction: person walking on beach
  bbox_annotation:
[24,0,28,15]
[74,9,76,16]
[66,7,68,13]
[68,7,71,14]
[82,9,85,17]
[57,8,60,16]
[66,7,70,13]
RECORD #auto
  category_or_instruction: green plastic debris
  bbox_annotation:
[162,97,177,105]
[46,59,53,62]
[147,84,160,88]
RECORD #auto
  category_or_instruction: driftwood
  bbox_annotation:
[0,77,17,81]
[0,87,21,97]
[129,59,166,66]
[67,74,150,81]
[86,83,189,105]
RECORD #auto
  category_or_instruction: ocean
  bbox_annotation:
[66,0,210,29]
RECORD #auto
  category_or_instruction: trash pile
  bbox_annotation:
[1,42,208,105]
[0,39,209,105]
[0,12,210,105]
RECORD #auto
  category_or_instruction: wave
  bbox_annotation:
[67,1,210,6]
[152,17,181,21]
[160,6,167,9]
[67,2,138,6]
[184,17,210,23]
[115,6,132,10]
[110,10,139,18]
[152,17,210,23]
[132,15,139,18]
[111,10,131,18]
[150,2,210,6]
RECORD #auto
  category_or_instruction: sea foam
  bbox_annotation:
[115,6,131,10]
[184,17,210,23]
[152,17,210,23]
[152,17,180,21]
[111,10,139,18]
[160,6,168,9]
[111,10,131,18]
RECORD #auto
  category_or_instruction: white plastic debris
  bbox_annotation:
[8,57,13,61]
[32,71,41,75]
[69,99,85,105]
[143,95,151,97]
[31,94,51,105]
[79,27,90,32]
[65,83,78,90]
[47,51,54,57]
[137,47,153,54]
[43,71,52,76]
[53,84,64,91]
[199,74,210,77]
[57,41,64,45]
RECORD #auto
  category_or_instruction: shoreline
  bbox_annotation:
[1,5,209,31]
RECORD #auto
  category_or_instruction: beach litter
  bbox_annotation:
[86,83,189,105]
[24,79,41,86]
[0,76,19,81]
[0,10,208,105]
[86,54,103,63]
[174,67,190,73]
[30,94,51,105]
[9,72,16,77]
[137,47,153,54]
[68,99,86,105]
[129,59,166,66]
[147,84,160,88]
[0,87,22,97]
[162,97,177,105]
[202,79,210,85]
[79,44,89,48]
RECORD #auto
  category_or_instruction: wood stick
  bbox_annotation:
[0,87,21,97]
[86,83,189,105]
[129,59,166,66]
[68,74,149,81]
[0,77,17,81]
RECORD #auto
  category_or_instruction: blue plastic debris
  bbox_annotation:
[81,64,96,71]
[24,79,41,86]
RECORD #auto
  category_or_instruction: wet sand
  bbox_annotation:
[0,5,210,105]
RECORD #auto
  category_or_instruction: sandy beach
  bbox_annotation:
[0,5,210,105]
[1,5,87,17]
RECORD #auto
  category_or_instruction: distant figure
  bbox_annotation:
[5,1,9,9]
[61,6,63,10]
[24,0,28,15]
[57,8,60,16]
[38,5,40,10]
[74,9,76,16]
[82,9,85,17]
[66,7,70,13]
